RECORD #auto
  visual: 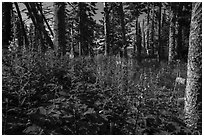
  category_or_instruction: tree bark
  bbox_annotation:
[150,3,154,55]
[136,19,142,63]
[168,3,176,64]
[158,2,162,62]
[133,17,138,57]
[104,2,110,56]
[142,19,146,55]
[37,3,54,37]
[184,2,202,131]
[2,2,13,50]
[119,2,127,59]
[14,2,29,48]
[24,2,54,52]
[54,2,66,57]
[146,3,150,55]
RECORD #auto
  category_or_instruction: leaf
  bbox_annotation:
[23,124,41,134]
[126,118,136,124]
[58,91,69,96]
[83,108,95,115]
[20,96,26,106]
[38,107,47,115]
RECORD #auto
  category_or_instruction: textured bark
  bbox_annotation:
[119,2,127,59]
[168,4,176,64]
[184,2,202,130]
[104,2,110,56]
[78,2,92,56]
[54,2,66,57]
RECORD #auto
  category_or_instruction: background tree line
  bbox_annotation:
[3,2,192,63]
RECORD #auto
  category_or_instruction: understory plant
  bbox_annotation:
[2,50,200,135]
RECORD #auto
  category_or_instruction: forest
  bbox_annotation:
[2,2,202,135]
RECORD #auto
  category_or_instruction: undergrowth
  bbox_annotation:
[2,50,200,135]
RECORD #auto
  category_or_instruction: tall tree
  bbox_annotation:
[53,2,66,57]
[78,2,97,56]
[2,2,13,50]
[136,20,142,63]
[119,2,127,58]
[24,2,54,53]
[184,2,202,131]
[14,2,29,49]
[150,3,155,55]
[176,3,192,61]
[146,3,150,55]
[168,3,176,63]
[158,2,162,62]
[142,19,146,56]
[104,2,110,56]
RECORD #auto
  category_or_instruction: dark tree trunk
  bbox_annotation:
[78,2,91,56]
[119,2,127,59]
[150,3,155,55]
[133,17,138,57]
[104,2,110,56]
[158,2,162,62]
[24,2,54,52]
[2,2,13,50]
[142,19,146,54]
[14,2,29,48]
[146,3,150,55]
[70,21,74,58]
[136,19,142,63]
[54,2,66,57]
[37,3,54,37]
[185,2,202,131]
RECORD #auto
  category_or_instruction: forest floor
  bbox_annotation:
[2,51,201,135]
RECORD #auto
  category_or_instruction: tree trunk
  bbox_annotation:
[142,19,146,55]
[184,2,202,131]
[150,3,154,55]
[14,2,29,48]
[176,3,187,61]
[104,2,110,56]
[37,3,54,37]
[158,2,162,62]
[2,2,13,50]
[146,3,150,55]
[133,17,137,57]
[168,4,176,64]
[24,2,54,52]
[119,2,127,59]
[70,21,74,58]
[54,2,66,57]
[136,20,142,63]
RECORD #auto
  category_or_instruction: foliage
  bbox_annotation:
[2,51,201,135]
